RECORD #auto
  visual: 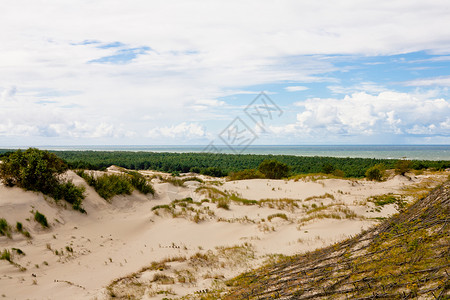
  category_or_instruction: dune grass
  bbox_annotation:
[77,170,154,201]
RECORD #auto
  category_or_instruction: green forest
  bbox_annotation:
[1,149,448,178]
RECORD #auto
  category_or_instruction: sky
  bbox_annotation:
[1,0,450,146]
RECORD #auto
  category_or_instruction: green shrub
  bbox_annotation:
[228,169,265,181]
[258,160,289,179]
[0,148,86,212]
[365,164,385,181]
[128,172,155,195]
[332,169,345,177]
[322,163,335,174]
[189,166,201,173]
[201,167,226,177]
[395,160,412,176]
[78,170,154,200]
[54,181,86,212]
[79,171,132,200]
[0,148,66,192]
[34,211,49,228]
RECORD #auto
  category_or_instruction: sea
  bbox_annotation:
[23,145,450,161]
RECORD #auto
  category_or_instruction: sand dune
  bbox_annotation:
[0,169,448,299]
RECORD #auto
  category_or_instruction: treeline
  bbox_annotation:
[43,150,450,178]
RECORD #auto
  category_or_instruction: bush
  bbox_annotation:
[0,148,67,193]
[54,181,86,212]
[189,167,201,173]
[395,160,412,176]
[322,163,335,174]
[365,164,385,181]
[201,167,226,177]
[78,171,132,200]
[258,160,290,179]
[332,169,346,177]
[78,170,154,200]
[95,174,133,200]
[128,172,155,195]
[0,148,86,212]
[228,169,265,181]
[34,211,49,228]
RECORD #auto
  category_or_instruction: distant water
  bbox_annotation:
[26,145,450,161]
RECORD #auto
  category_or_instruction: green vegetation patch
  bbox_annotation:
[0,148,86,212]
[0,218,12,238]
[34,211,49,228]
[368,193,406,209]
[77,170,154,201]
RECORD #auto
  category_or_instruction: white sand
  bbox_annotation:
[0,169,448,299]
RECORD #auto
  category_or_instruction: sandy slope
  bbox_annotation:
[0,170,448,299]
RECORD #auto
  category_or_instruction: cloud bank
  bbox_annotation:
[0,1,450,144]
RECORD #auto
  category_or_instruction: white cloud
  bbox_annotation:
[403,76,450,87]
[327,82,387,94]
[147,122,207,139]
[271,91,450,140]
[285,86,309,92]
[1,86,17,102]
[189,99,225,111]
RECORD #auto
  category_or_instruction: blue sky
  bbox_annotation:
[0,1,449,146]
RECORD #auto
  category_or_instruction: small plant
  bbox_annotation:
[267,213,288,222]
[12,248,25,255]
[0,218,11,238]
[217,198,230,210]
[16,222,23,232]
[152,273,175,284]
[0,249,11,262]
[34,211,49,228]
[151,204,172,211]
